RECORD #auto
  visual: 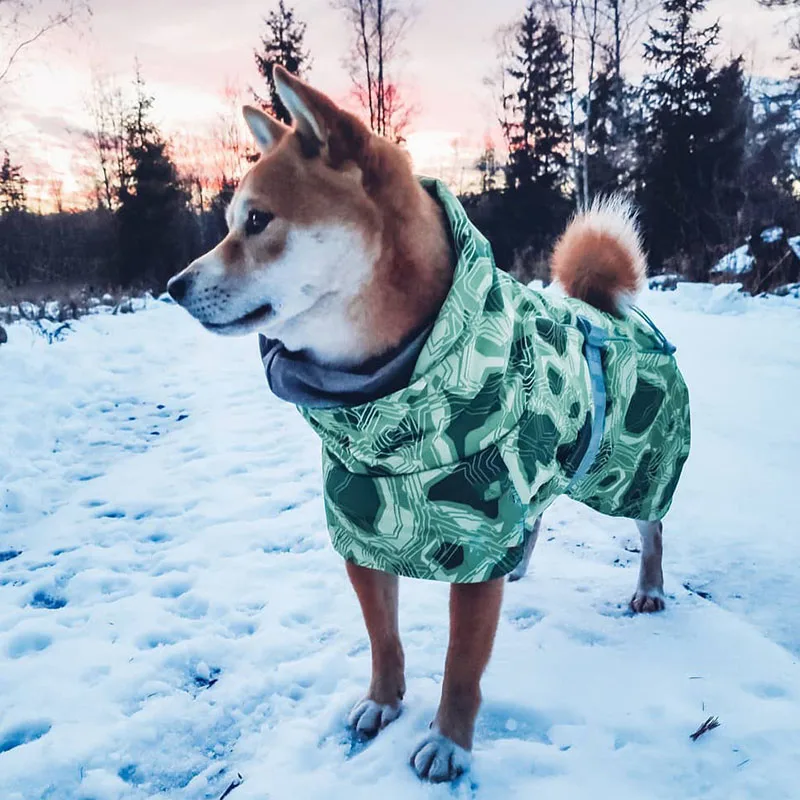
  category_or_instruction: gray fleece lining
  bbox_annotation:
[259,321,434,409]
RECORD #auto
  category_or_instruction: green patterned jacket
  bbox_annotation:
[298,180,691,583]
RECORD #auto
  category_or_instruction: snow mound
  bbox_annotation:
[760,226,784,244]
[711,245,754,276]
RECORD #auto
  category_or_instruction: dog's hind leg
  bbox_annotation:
[508,515,542,582]
[630,520,666,613]
[345,561,406,738]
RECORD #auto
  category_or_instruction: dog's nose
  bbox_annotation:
[167,274,190,303]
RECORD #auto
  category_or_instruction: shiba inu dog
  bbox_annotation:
[167,66,690,783]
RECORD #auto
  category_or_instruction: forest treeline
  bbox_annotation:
[0,0,798,303]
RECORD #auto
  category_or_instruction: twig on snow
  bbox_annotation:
[690,716,720,742]
[219,773,244,800]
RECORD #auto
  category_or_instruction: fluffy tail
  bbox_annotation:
[551,196,646,316]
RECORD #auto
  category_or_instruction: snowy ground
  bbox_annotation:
[1,286,799,800]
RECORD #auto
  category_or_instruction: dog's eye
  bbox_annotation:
[245,209,274,236]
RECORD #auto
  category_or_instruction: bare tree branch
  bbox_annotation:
[334,0,415,141]
[0,0,90,87]
[582,0,600,206]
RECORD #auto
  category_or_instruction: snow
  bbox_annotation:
[711,244,754,276]
[760,226,784,244]
[789,236,800,261]
[2,291,800,800]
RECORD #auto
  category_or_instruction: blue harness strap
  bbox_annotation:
[565,316,609,491]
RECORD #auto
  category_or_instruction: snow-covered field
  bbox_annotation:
[1,286,799,800]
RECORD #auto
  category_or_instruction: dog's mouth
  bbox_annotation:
[203,302,274,334]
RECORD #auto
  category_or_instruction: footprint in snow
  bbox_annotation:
[29,590,68,610]
[7,632,53,658]
[0,720,52,753]
[152,577,193,599]
[507,607,545,630]
[745,682,791,700]
[477,703,568,745]
[136,630,188,650]
[172,594,209,620]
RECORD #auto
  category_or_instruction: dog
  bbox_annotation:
[167,66,691,783]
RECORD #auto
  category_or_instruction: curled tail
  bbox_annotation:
[551,196,646,316]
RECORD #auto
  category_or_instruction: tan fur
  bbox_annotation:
[551,197,646,316]
[168,67,452,366]
[236,71,452,359]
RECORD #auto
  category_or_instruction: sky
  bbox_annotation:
[1,0,797,209]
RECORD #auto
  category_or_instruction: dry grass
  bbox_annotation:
[0,282,145,325]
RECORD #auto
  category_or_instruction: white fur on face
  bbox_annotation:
[172,193,378,367]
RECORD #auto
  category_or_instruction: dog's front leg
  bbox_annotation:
[411,577,504,783]
[345,561,406,738]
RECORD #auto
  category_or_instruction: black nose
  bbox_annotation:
[167,274,190,303]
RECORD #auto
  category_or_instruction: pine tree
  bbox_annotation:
[0,150,27,213]
[582,60,633,195]
[116,72,195,289]
[493,4,572,278]
[0,150,29,287]
[503,6,571,193]
[638,0,748,276]
[644,0,720,124]
[741,83,800,234]
[254,1,311,124]
[699,59,750,237]
[475,138,500,194]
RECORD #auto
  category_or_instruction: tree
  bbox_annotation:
[0,149,26,212]
[0,148,28,286]
[603,1,657,124]
[335,0,415,141]
[757,0,800,77]
[254,1,310,124]
[84,71,127,211]
[503,6,571,194]
[489,3,572,278]
[580,0,601,205]
[582,59,629,194]
[698,58,751,250]
[475,137,500,193]
[0,0,90,89]
[533,0,655,205]
[116,68,196,289]
[638,0,745,276]
[740,82,800,236]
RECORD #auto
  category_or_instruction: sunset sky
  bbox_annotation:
[1,0,796,208]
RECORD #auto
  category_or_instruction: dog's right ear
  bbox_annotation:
[273,65,370,168]
[242,105,289,153]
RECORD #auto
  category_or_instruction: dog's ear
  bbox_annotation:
[273,65,370,166]
[242,105,289,153]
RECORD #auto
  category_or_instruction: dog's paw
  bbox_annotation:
[630,590,666,614]
[347,698,402,739]
[410,728,472,783]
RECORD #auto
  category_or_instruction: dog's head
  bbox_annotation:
[167,67,385,364]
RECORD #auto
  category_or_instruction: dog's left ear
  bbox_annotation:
[274,65,369,167]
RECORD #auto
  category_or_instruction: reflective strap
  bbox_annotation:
[565,317,608,492]
[631,306,677,354]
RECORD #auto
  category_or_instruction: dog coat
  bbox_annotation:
[260,180,691,583]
